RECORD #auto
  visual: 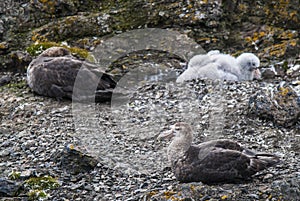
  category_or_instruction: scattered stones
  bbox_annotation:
[0,72,299,200]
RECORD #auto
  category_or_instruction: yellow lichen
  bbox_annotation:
[238,3,248,12]
[0,42,7,49]
[148,191,158,197]
[245,36,252,43]
[187,4,193,9]
[68,144,75,150]
[38,0,49,3]
[289,39,297,46]
[163,191,177,199]
[31,31,48,43]
[259,31,266,38]
[279,87,290,96]
[211,38,218,43]
[190,184,196,192]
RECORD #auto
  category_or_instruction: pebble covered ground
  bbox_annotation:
[0,69,299,200]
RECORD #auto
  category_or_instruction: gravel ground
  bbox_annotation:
[0,68,299,200]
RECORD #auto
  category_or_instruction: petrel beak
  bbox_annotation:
[253,69,261,80]
[158,125,176,140]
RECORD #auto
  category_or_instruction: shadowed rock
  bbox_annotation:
[158,122,280,184]
[52,143,98,175]
[0,75,11,86]
[0,178,23,197]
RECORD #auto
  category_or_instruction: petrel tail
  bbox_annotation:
[250,153,280,172]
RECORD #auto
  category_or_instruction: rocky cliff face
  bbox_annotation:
[0,0,299,72]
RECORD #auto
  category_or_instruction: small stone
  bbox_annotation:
[20,170,32,179]
[248,194,259,199]
[0,150,10,157]
[0,75,11,86]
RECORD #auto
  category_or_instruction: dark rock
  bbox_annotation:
[0,75,12,86]
[261,67,277,79]
[53,143,98,175]
[6,51,32,73]
[248,83,300,127]
[0,178,23,197]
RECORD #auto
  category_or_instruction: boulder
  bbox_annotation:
[248,83,300,127]
[52,144,98,175]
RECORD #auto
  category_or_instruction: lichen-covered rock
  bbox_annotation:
[248,83,300,127]
[0,0,300,73]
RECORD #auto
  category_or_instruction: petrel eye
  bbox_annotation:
[174,126,181,131]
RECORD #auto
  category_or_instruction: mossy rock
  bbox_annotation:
[26,41,95,61]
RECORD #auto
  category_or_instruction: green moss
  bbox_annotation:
[0,80,28,93]
[26,42,58,56]
[8,171,21,180]
[24,176,59,200]
[69,46,89,58]
[0,80,29,97]
[28,189,48,201]
[25,176,60,190]
[5,80,27,89]
[26,42,93,61]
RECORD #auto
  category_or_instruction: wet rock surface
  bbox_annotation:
[0,70,299,200]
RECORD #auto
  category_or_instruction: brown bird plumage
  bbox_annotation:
[27,47,116,102]
[158,122,280,184]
